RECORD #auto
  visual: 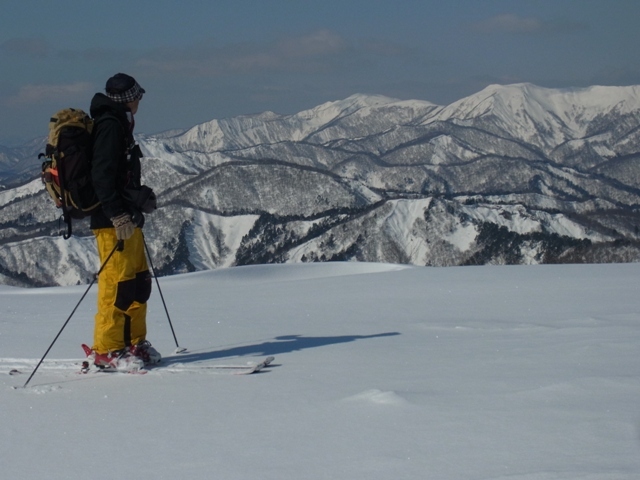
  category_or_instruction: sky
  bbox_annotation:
[1,0,640,144]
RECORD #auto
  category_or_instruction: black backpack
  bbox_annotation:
[40,108,100,239]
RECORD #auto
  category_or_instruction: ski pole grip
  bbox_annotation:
[117,240,124,251]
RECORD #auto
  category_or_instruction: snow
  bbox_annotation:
[1,261,640,479]
[0,177,41,204]
[443,222,477,252]
[433,83,640,143]
[184,209,258,269]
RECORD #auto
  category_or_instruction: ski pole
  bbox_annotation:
[142,234,186,354]
[22,240,121,388]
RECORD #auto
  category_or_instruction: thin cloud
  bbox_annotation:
[591,67,640,86]
[137,29,348,76]
[5,82,94,106]
[1,38,50,58]
[1,37,134,64]
[276,29,346,58]
[58,46,133,62]
[359,38,416,58]
[471,13,587,35]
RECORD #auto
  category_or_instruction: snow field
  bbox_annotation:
[1,261,640,479]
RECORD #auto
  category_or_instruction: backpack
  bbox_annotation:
[40,108,100,239]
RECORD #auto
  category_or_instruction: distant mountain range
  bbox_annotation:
[1,83,640,287]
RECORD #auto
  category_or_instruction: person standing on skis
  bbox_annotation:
[86,73,160,371]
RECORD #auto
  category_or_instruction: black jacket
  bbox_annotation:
[89,93,144,229]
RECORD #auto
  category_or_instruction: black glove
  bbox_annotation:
[123,186,156,213]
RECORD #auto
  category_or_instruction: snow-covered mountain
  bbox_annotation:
[1,83,640,286]
[0,137,46,188]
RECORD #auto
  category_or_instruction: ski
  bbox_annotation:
[80,343,273,375]
[2,358,83,375]
[2,354,275,379]
[154,356,275,375]
[232,355,275,374]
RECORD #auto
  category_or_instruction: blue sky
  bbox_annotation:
[1,0,639,144]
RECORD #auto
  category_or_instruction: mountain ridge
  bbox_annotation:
[1,83,640,287]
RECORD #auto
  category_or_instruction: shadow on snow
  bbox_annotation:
[162,332,401,366]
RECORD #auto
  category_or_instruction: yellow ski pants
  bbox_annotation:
[93,228,151,354]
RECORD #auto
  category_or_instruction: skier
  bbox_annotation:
[86,73,161,371]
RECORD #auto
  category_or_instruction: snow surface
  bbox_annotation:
[0,177,41,204]
[1,261,640,480]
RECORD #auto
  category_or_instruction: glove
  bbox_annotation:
[123,186,156,213]
[111,213,136,241]
[142,190,157,213]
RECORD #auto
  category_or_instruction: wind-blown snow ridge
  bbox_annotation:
[157,262,412,286]
[342,389,411,406]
